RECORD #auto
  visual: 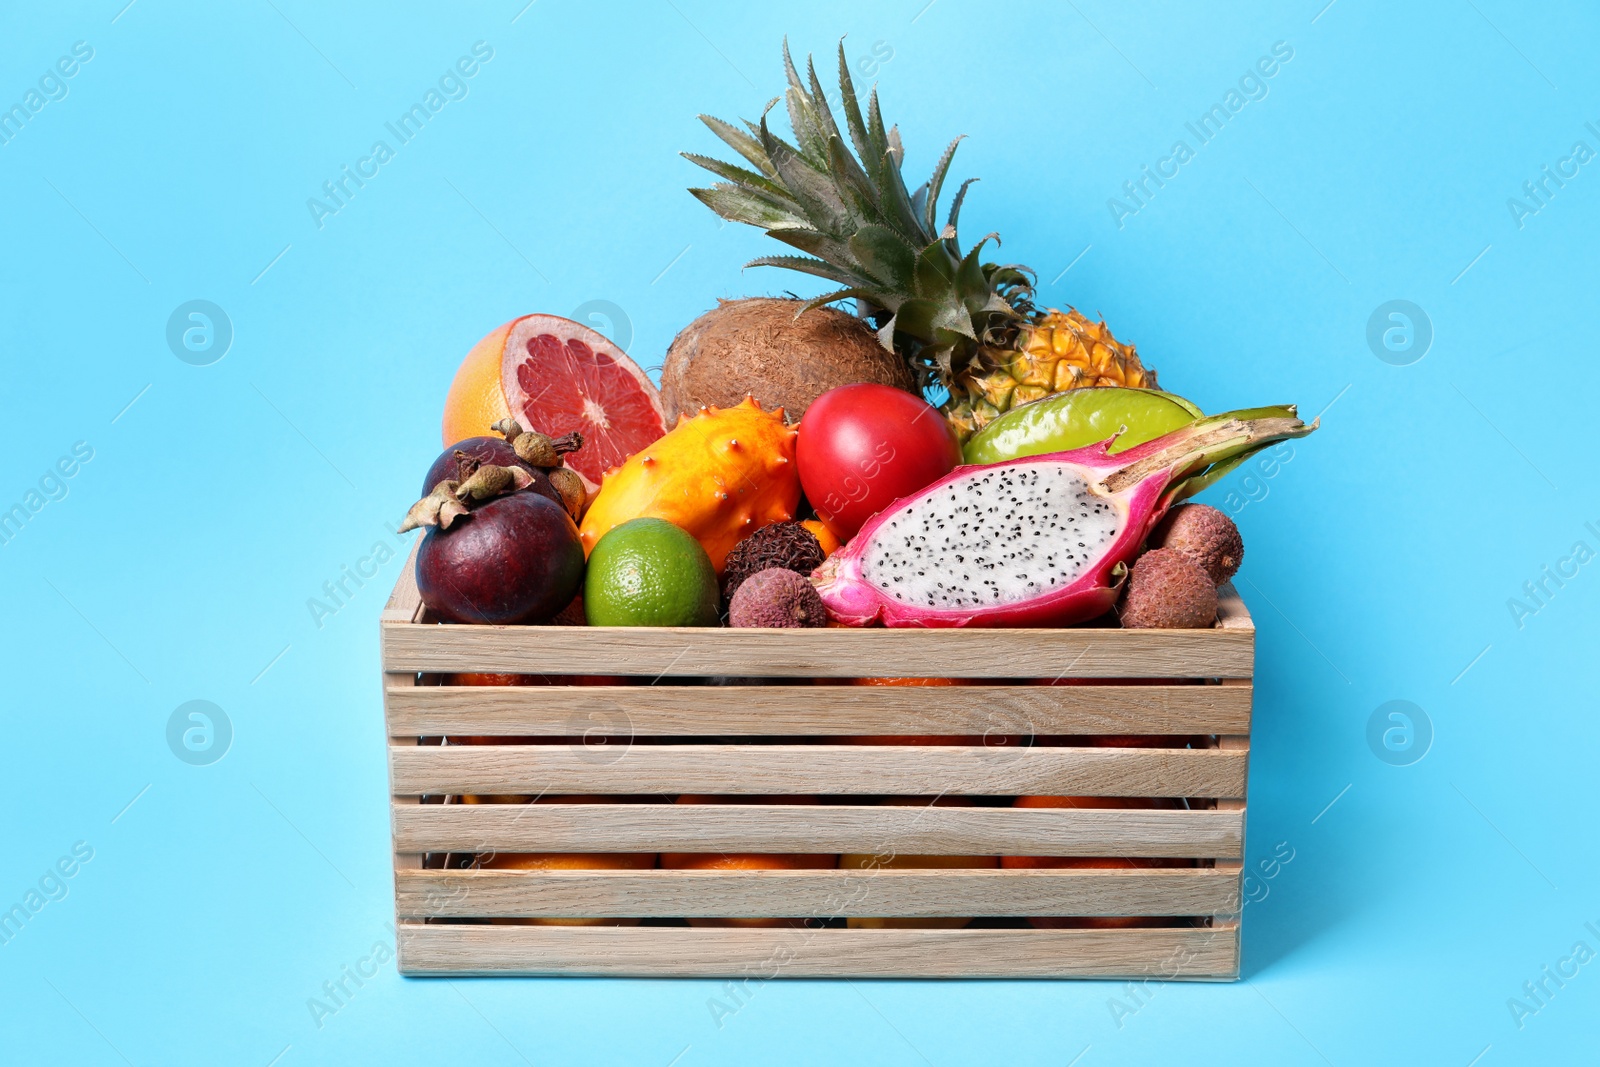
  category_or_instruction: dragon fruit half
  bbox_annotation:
[811,407,1315,628]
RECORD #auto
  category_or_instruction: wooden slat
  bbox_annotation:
[384,540,428,889]
[381,541,425,624]
[385,682,1252,737]
[1211,690,1250,959]
[380,621,1254,678]
[389,743,1248,798]
[397,922,1240,978]
[1215,582,1252,632]
[396,866,1239,919]
[390,803,1242,858]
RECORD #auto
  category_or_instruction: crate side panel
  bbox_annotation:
[383,541,430,909]
[390,804,1242,858]
[395,867,1241,919]
[381,623,1255,678]
[386,683,1252,737]
[389,744,1248,798]
[381,541,425,625]
[1216,583,1252,632]
[397,923,1240,979]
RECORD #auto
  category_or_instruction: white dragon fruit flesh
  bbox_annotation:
[812,407,1315,628]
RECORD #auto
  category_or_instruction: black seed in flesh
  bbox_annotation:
[858,465,1122,610]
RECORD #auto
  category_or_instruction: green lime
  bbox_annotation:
[962,387,1202,464]
[584,517,721,627]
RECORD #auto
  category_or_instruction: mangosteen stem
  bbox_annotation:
[491,418,525,441]
[492,416,584,468]
[456,463,534,501]
[510,429,585,468]
[398,464,534,532]
[453,449,481,483]
[545,466,587,519]
[399,481,465,533]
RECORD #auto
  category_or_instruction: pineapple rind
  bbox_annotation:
[940,309,1154,442]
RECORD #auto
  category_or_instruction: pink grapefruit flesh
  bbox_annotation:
[500,315,667,492]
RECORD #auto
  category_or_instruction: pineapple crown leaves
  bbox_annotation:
[683,39,1037,387]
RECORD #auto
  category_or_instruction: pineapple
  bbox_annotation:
[946,309,1156,440]
[684,41,1156,441]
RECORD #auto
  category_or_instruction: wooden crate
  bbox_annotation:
[381,545,1253,979]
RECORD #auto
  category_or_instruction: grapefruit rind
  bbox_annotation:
[499,314,667,493]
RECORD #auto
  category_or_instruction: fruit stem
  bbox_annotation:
[548,431,584,456]
[1100,408,1316,504]
[398,464,534,532]
[509,429,585,468]
[456,463,535,501]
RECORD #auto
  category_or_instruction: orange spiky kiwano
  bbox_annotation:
[577,396,800,573]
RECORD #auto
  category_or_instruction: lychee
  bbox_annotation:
[728,567,828,628]
[1119,549,1218,629]
[720,521,826,601]
[1148,504,1244,585]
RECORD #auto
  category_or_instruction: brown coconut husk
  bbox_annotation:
[660,297,916,424]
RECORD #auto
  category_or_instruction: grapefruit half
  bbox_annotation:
[441,315,666,494]
[500,315,666,492]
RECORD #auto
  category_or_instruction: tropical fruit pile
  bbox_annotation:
[401,43,1316,933]
[406,43,1316,633]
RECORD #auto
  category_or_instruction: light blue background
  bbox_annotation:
[2,0,1595,1063]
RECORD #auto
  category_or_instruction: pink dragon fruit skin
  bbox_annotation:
[811,408,1315,628]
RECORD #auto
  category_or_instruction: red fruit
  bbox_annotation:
[796,384,962,541]
[416,492,585,624]
[813,408,1313,628]
[421,437,564,512]
[499,315,667,493]
[445,672,543,685]
[444,672,624,686]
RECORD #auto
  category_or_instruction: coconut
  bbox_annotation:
[1149,503,1244,585]
[1118,549,1218,629]
[660,298,916,424]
